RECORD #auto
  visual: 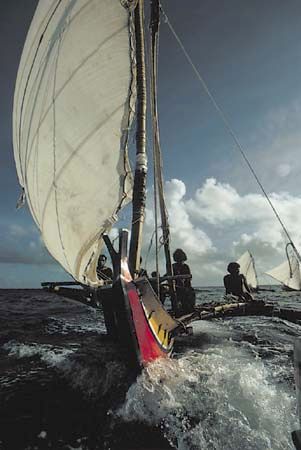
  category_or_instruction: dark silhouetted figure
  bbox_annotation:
[97,254,113,283]
[150,271,169,305]
[96,254,115,337]
[150,271,160,295]
[224,262,253,301]
[172,249,195,314]
[138,256,148,277]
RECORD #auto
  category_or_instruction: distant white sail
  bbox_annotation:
[13,0,136,285]
[265,254,301,291]
[237,250,258,290]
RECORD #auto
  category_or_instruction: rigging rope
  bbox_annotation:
[150,0,176,307]
[160,4,301,263]
[144,228,156,270]
[150,0,161,295]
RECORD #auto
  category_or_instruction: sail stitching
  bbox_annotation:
[51,28,72,273]
[17,0,63,185]
[14,0,61,113]
[22,1,79,227]
[115,8,137,216]
[32,50,60,223]
[21,1,117,183]
[24,26,128,172]
[41,103,126,233]
[22,64,57,228]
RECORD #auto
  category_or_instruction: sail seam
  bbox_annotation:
[14,0,60,119]
[115,7,137,218]
[17,0,63,185]
[51,29,72,273]
[22,1,79,228]
[24,26,128,173]
[33,51,60,223]
[40,103,126,233]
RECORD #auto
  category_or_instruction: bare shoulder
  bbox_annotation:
[224,274,230,281]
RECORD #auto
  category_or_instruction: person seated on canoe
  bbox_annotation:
[138,256,148,277]
[224,262,254,301]
[97,254,113,283]
[150,271,160,295]
[96,254,116,336]
[150,271,169,304]
[172,249,195,314]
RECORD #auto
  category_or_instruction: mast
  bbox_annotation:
[286,242,297,279]
[150,0,177,310]
[129,0,147,275]
[250,252,259,290]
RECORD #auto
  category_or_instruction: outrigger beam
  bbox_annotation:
[172,300,301,333]
[41,281,81,287]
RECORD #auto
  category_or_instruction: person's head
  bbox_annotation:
[151,271,158,278]
[227,262,240,275]
[173,248,187,263]
[98,254,107,268]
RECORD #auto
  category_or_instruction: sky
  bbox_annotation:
[1,0,301,287]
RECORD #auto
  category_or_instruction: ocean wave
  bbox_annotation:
[118,345,297,450]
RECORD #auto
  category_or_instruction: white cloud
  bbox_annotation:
[5,177,300,287]
[0,223,57,266]
[186,178,301,247]
[164,179,214,256]
[142,177,301,286]
[9,224,30,237]
[276,163,291,177]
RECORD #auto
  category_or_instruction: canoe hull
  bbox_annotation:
[116,230,177,370]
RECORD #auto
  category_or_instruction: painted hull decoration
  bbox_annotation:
[119,232,178,367]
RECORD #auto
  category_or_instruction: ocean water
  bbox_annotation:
[0,287,299,450]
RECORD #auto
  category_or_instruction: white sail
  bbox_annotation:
[13,0,136,286]
[265,254,301,291]
[237,250,258,290]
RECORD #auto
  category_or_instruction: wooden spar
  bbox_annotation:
[286,242,294,278]
[150,0,160,296]
[129,0,147,276]
[103,234,119,282]
[285,242,301,278]
[290,242,301,265]
[150,0,177,311]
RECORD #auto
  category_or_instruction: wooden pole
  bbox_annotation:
[150,0,177,312]
[129,0,147,276]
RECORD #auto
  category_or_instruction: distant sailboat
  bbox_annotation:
[265,244,301,291]
[237,250,258,292]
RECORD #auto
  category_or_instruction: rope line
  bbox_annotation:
[160,4,301,262]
